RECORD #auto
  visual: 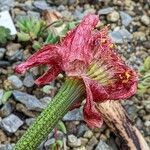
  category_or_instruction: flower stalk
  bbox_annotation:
[13,77,85,150]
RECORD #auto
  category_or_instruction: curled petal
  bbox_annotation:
[83,78,103,128]
[35,65,62,85]
[60,14,99,65]
[15,45,60,74]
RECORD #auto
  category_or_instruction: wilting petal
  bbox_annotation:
[83,78,103,128]
[60,14,99,66]
[35,65,62,85]
[15,45,60,74]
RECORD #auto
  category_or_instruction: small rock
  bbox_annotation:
[144,121,150,127]
[95,140,112,150]
[133,32,146,40]
[13,90,44,111]
[44,138,55,150]
[83,130,93,139]
[73,146,86,150]
[33,1,49,10]
[86,136,98,150]
[0,102,14,117]
[77,123,89,137]
[8,75,23,89]
[25,118,35,126]
[79,137,88,146]
[141,15,150,26]
[27,11,40,20]
[107,11,120,22]
[68,134,81,148]
[23,73,34,88]
[145,104,150,113]
[0,114,23,133]
[6,43,22,61]
[109,29,132,43]
[0,48,6,60]
[40,97,51,108]
[98,7,114,15]
[63,108,83,121]
[0,129,7,143]
[120,11,132,26]
[0,89,4,104]
[0,144,14,150]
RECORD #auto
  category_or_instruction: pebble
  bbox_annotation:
[8,75,23,89]
[0,129,7,143]
[6,43,22,61]
[109,28,132,43]
[0,102,14,117]
[23,73,34,88]
[107,11,120,22]
[98,7,114,15]
[0,48,6,60]
[120,11,132,26]
[141,15,150,26]
[144,121,150,127]
[33,0,49,10]
[79,137,88,146]
[145,104,150,113]
[44,138,55,150]
[25,118,35,126]
[77,123,89,137]
[27,11,40,19]
[0,89,4,104]
[40,96,51,107]
[0,144,14,150]
[83,130,93,139]
[63,108,83,121]
[68,134,81,148]
[0,114,23,133]
[86,136,98,150]
[13,90,44,111]
[95,140,112,150]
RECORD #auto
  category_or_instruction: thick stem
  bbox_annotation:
[13,77,85,150]
[97,101,150,150]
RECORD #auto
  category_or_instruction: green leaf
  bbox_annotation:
[2,90,12,104]
[17,32,30,42]
[57,121,67,134]
[144,56,150,70]
[51,140,63,150]
[45,32,59,44]
[0,26,11,44]
[32,41,41,50]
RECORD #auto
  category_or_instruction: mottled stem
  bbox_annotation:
[97,101,150,150]
[13,77,85,150]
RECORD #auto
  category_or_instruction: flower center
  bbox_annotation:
[86,61,112,86]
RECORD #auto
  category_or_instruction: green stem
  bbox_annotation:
[13,77,85,150]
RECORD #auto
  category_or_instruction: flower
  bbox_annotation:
[16,14,138,128]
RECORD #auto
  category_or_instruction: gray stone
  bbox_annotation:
[27,11,40,20]
[33,1,49,10]
[0,0,15,9]
[0,114,23,133]
[86,136,98,150]
[98,7,114,15]
[141,15,150,26]
[25,118,35,126]
[57,5,66,11]
[145,104,150,113]
[13,90,44,111]
[120,11,132,26]
[109,29,132,43]
[77,123,89,137]
[63,108,83,121]
[0,89,4,105]
[0,48,6,60]
[23,73,34,88]
[40,96,51,107]
[0,144,14,150]
[8,75,23,89]
[0,102,14,117]
[73,9,84,20]
[44,138,55,150]
[95,140,112,150]
[68,134,81,148]
[107,11,120,22]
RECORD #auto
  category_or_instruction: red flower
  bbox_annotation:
[16,14,138,128]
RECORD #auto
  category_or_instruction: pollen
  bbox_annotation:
[122,71,131,83]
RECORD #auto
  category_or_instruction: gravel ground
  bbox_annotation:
[0,0,150,150]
